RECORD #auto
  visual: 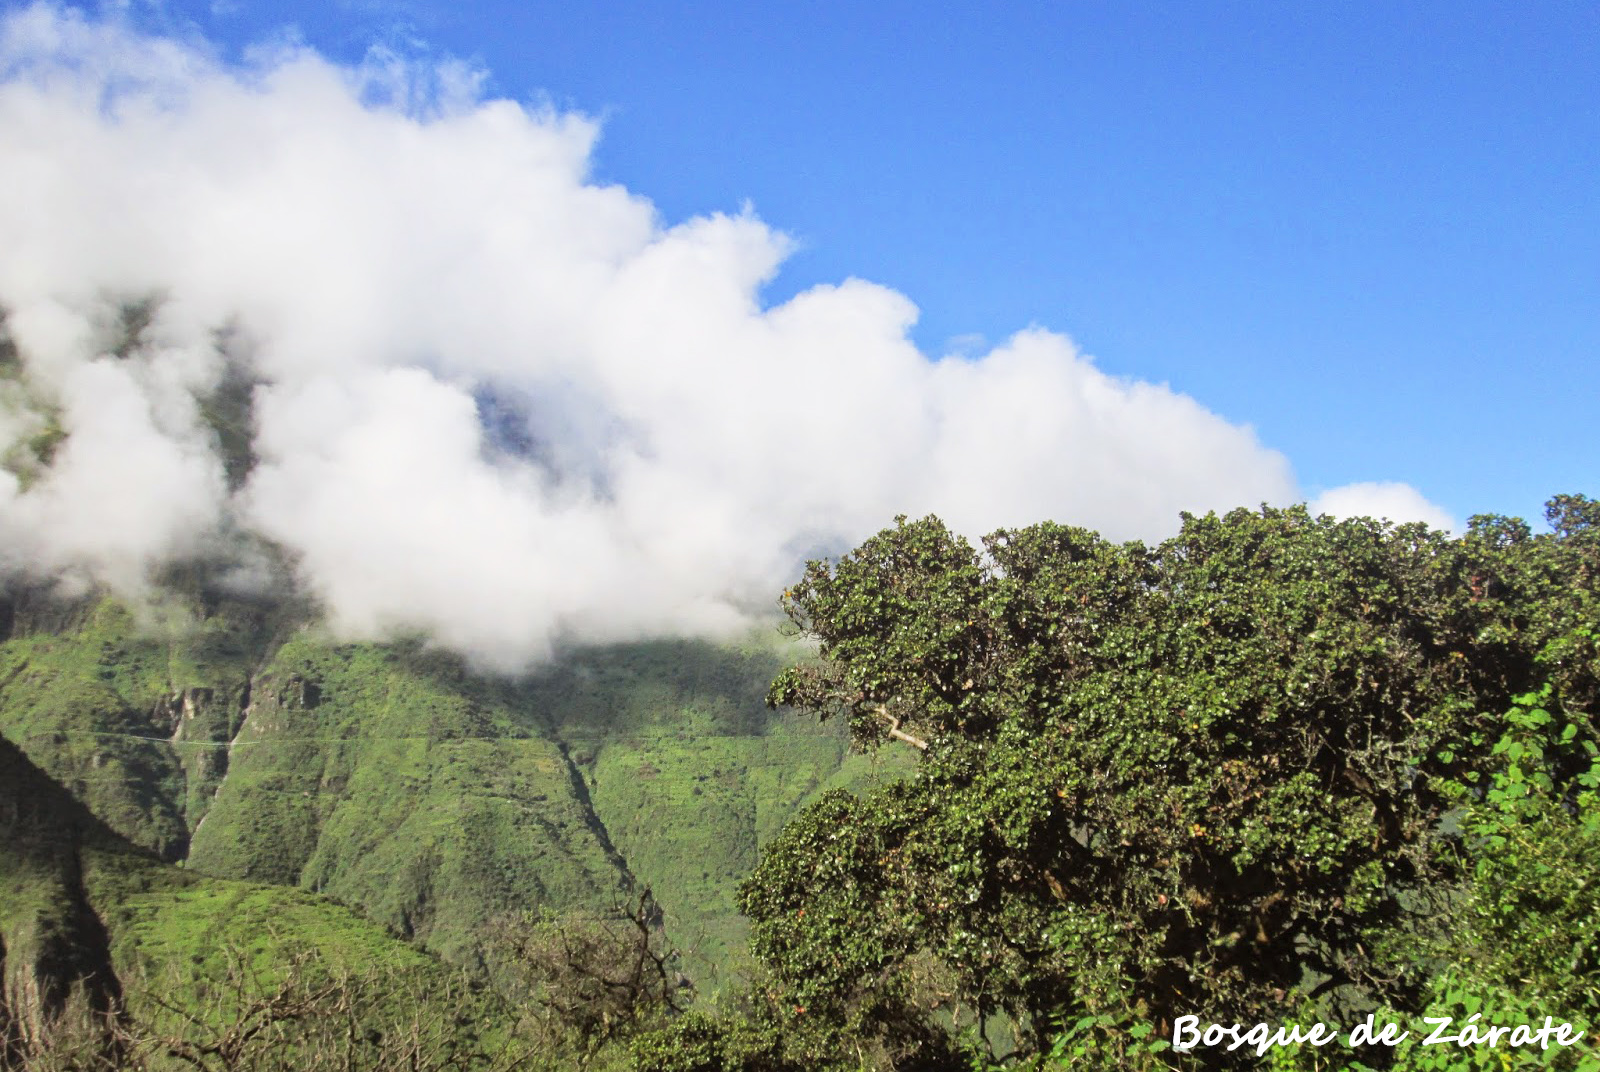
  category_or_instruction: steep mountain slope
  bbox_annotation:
[0,585,901,990]
[0,595,248,862]
[0,734,455,1065]
[185,635,631,968]
[528,641,910,988]
[0,732,127,1059]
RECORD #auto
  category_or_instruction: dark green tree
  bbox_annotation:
[733,498,1599,1067]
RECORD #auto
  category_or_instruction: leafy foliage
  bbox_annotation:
[10,496,1600,1071]
[739,498,1600,1067]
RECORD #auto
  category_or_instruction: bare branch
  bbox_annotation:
[875,705,929,751]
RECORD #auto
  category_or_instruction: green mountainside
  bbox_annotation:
[0,584,903,1002]
[528,642,908,986]
[9,498,1599,1070]
[1,730,128,1056]
[1,732,474,1067]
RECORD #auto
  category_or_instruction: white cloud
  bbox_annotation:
[0,5,1448,665]
[1309,481,1458,533]
[0,352,226,592]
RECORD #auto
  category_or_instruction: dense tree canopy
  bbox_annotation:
[638,496,1600,1070]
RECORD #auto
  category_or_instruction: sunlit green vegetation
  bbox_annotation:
[4,496,1596,1071]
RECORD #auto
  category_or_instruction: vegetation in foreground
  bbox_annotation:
[6,495,1599,1070]
[636,495,1600,1070]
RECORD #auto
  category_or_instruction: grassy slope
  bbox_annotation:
[0,593,276,860]
[1,732,130,1048]
[529,639,913,991]
[1,734,473,1064]
[187,635,630,968]
[0,593,906,991]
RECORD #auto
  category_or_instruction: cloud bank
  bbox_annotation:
[0,6,1451,665]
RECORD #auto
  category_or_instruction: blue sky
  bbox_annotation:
[110,0,1599,529]
[0,1,1592,656]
